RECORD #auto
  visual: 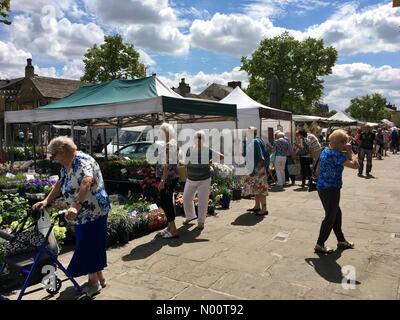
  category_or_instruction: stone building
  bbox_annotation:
[0,59,84,143]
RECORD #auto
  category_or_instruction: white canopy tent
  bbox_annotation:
[179,86,292,144]
[328,111,358,124]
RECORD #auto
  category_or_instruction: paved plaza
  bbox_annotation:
[5,155,400,300]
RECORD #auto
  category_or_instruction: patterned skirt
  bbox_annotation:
[242,164,269,196]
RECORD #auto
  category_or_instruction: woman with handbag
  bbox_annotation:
[33,136,111,296]
[314,129,359,254]
[295,130,312,188]
[244,127,270,216]
[156,123,179,239]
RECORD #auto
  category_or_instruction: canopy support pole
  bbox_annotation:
[10,124,15,167]
[116,118,121,153]
[103,128,108,160]
[89,127,93,156]
[33,125,37,172]
[71,121,75,141]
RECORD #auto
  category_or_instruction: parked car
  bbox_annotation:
[115,142,155,159]
[102,126,152,155]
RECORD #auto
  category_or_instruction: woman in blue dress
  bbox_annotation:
[33,136,111,296]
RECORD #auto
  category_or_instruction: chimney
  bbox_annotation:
[25,58,35,78]
[178,78,191,97]
[228,81,242,89]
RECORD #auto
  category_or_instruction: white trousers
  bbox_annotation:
[275,156,287,187]
[183,178,211,224]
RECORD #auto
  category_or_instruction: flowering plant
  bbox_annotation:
[128,167,155,180]
[175,193,184,208]
[211,163,235,188]
[147,209,168,231]
[24,178,57,194]
[140,177,160,202]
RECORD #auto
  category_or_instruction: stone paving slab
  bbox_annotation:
[3,154,400,300]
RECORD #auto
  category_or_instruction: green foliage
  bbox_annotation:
[241,32,337,115]
[0,194,30,229]
[0,0,11,25]
[11,146,41,161]
[81,34,146,83]
[0,163,25,175]
[217,185,231,197]
[36,160,61,175]
[0,173,26,190]
[124,196,150,212]
[99,158,153,181]
[345,93,392,122]
[0,238,6,263]
[326,110,337,117]
[107,205,137,245]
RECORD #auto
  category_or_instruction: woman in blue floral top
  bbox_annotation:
[33,136,111,296]
[314,129,359,254]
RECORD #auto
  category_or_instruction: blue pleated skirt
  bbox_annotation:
[67,214,108,277]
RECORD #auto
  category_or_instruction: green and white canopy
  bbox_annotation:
[4,76,237,127]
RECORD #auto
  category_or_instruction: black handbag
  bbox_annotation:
[308,155,321,192]
[5,228,45,256]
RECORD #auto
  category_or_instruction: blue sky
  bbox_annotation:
[0,0,399,110]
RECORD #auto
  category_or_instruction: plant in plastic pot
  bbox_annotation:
[217,185,231,209]
[24,177,57,199]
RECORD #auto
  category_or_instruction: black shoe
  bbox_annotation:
[247,208,261,212]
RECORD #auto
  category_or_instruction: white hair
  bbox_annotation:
[159,123,175,141]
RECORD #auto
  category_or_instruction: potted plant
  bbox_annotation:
[217,185,231,209]
[24,178,57,200]
[231,178,242,200]
[207,198,216,215]
[174,193,185,216]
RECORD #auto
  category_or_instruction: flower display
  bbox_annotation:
[24,178,57,194]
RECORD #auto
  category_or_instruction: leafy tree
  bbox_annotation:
[241,32,337,115]
[0,0,11,25]
[326,110,337,117]
[345,93,392,122]
[81,34,146,83]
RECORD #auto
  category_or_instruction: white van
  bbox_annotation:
[102,126,152,155]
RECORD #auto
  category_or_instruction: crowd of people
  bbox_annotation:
[30,121,398,297]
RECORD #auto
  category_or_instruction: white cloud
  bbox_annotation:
[83,0,178,25]
[323,63,400,110]
[137,49,156,68]
[11,0,74,18]
[60,59,85,79]
[306,2,400,55]
[9,13,105,62]
[83,0,189,55]
[242,0,332,19]
[0,41,31,78]
[125,24,189,56]
[190,2,400,57]
[159,66,249,93]
[190,13,302,56]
